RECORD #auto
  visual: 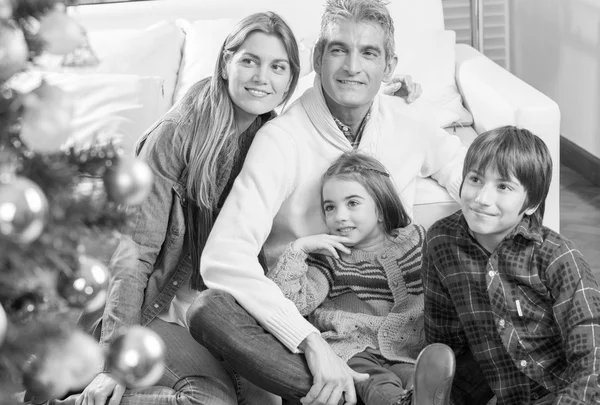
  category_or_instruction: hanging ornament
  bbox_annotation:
[103,157,154,205]
[37,6,87,55]
[0,0,12,20]
[22,329,104,402]
[0,303,6,347]
[19,80,74,153]
[0,19,29,83]
[0,173,48,244]
[105,325,165,388]
[57,254,110,313]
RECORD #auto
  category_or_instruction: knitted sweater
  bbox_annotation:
[201,75,465,353]
[268,224,426,363]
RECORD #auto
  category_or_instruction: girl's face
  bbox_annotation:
[225,31,292,123]
[322,177,386,252]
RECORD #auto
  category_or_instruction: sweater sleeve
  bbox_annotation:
[268,244,331,316]
[200,123,319,353]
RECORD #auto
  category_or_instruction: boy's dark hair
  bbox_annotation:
[322,151,410,235]
[460,125,553,227]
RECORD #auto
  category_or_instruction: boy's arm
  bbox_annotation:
[268,244,331,316]
[422,235,468,353]
[546,243,600,404]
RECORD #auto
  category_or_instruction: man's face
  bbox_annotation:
[314,19,397,118]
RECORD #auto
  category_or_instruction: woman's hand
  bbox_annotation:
[292,234,351,258]
[382,74,422,103]
[75,373,126,405]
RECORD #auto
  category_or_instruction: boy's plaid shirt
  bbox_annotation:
[423,211,600,405]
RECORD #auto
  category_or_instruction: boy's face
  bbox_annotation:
[461,166,537,252]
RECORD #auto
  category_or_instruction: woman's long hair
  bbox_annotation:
[178,12,300,208]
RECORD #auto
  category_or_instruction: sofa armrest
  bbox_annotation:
[454,43,561,232]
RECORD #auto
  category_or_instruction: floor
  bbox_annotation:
[560,165,600,281]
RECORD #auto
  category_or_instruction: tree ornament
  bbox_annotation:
[105,325,165,388]
[57,254,110,313]
[0,173,48,244]
[19,81,74,153]
[0,303,6,347]
[0,19,29,83]
[37,6,87,55]
[22,329,104,402]
[103,157,154,205]
[0,0,13,20]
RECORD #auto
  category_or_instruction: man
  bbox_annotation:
[188,1,465,404]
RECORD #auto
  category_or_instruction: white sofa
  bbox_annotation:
[60,0,560,231]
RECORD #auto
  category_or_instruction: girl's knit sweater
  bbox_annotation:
[268,224,426,363]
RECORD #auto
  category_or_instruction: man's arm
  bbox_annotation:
[546,242,600,404]
[200,125,319,352]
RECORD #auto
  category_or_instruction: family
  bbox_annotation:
[46,0,600,404]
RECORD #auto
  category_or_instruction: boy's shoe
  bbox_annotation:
[412,343,456,405]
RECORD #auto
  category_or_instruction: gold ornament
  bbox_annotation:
[19,81,74,153]
[105,325,165,388]
[22,330,104,402]
[57,255,110,313]
[103,157,154,205]
[0,19,29,83]
[37,7,87,55]
[0,174,48,244]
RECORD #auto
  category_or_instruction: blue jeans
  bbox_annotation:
[50,317,279,405]
[347,349,415,405]
[187,290,315,404]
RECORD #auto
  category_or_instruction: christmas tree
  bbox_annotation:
[0,1,164,403]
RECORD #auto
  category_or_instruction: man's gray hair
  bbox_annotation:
[315,0,396,61]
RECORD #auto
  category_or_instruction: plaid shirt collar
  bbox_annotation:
[331,105,372,148]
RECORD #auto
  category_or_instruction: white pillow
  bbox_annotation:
[174,18,315,104]
[41,72,166,157]
[395,30,473,128]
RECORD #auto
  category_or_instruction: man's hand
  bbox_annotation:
[292,234,351,258]
[299,333,369,405]
[75,373,125,405]
[381,74,422,103]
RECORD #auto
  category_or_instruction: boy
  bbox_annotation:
[423,125,600,405]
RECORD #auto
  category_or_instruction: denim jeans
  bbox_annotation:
[347,349,415,405]
[449,350,495,405]
[49,317,279,405]
[187,290,315,404]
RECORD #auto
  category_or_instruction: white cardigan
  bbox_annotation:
[200,76,466,353]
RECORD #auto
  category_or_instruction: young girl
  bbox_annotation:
[268,151,455,405]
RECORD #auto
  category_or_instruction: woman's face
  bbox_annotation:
[225,31,292,119]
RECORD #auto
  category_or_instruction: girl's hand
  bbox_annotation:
[292,234,351,258]
[75,373,125,405]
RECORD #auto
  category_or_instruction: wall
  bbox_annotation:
[509,0,600,160]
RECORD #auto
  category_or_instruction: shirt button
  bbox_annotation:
[173,281,178,286]
[383,332,388,337]
[488,270,495,277]
[381,254,388,259]
[520,360,527,367]
[392,281,398,287]
[154,304,159,309]
[498,319,505,328]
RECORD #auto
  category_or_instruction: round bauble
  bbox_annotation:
[0,19,29,83]
[0,175,48,244]
[38,8,87,55]
[105,325,165,388]
[23,330,104,402]
[19,81,74,153]
[103,157,154,205]
[57,255,110,313]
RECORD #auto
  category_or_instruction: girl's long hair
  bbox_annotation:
[177,12,300,207]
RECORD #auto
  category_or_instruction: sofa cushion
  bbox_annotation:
[395,30,473,128]
[39,72,166,156]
